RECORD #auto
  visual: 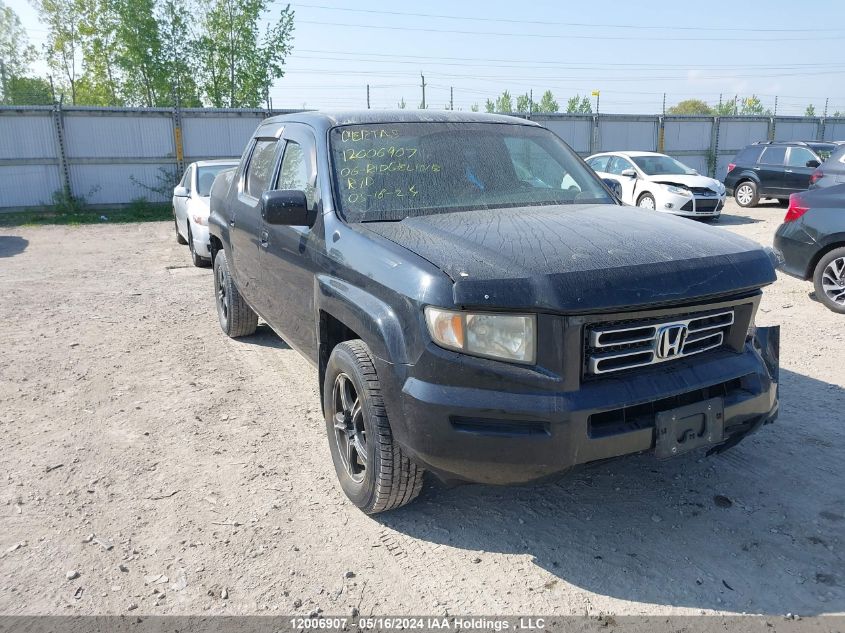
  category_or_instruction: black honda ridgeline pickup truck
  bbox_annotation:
[208,111,780,513]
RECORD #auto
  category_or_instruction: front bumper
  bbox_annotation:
[662,193,726,218]
[190,221,211,258]
[376,327,779,485]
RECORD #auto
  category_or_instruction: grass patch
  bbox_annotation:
[0,202,171,227]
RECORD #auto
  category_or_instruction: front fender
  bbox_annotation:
[315,274,412,365]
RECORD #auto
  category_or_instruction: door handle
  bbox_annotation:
[785,169,793,173]
[229,217,236,227]
[260,229,269,248]
[753,167,761,170]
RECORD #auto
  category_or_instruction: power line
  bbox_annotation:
[291,3,844,33]
[296,19,842,42]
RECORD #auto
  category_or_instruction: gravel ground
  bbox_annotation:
[0,199,843,617]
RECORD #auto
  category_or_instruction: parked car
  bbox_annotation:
[808,143,845,189]
[586,151,726,219]
[724,141,838,208]
[773,183,845,313]
[173,160,239,266]
[208,111,780,513]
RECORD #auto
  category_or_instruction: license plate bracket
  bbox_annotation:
[654,397,724,459]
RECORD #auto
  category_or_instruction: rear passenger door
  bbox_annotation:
[783,146,818,193]
[259,124,322,359]
[756,146,787,196]
[229,136,281,312]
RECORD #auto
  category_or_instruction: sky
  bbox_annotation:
[9,0,845,115]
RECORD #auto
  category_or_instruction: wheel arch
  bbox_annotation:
[315,275,411,406]
[806,236,845,279]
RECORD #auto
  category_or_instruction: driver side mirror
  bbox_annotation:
[261,189,314,227]
[620,168,637,179]
[806,159,821,168]
[602,178,623,200]
[173,185,190,197]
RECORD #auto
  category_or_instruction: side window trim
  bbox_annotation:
[240,137,282,202]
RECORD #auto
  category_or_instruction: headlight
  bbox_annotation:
[666,185,692,196]
[192,213,208,226]
[424,307,536,364]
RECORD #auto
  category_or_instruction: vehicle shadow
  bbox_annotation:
[379,368,845,615]
[238,323,291,350]
[0,235,29,258]
[715,214,762,226]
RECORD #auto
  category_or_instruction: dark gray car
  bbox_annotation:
[809,143,845,189]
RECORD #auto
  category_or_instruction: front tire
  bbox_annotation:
[324,340,424,514]
[813,247,845,314]
[188,224,209,268]
[735,181,758,207]
[637,193,656,210]
[213,250,258,337]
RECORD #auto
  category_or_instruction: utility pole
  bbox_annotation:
[824,97,829,118]
[529,89,533,116]
[774,96,778,116]
[420,73,426,109]
[662,92,666,116]
[366,84,370,109]
[450,86,453,110]
[48,75,56,104]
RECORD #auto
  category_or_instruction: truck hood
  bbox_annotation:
[360,204,775,313]
[644,173,724,191]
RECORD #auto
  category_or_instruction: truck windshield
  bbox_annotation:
[329,122,615,222]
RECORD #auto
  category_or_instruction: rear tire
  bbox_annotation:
[324,340,424,514]
[213,249,258,337]
[735,181,758,207]
[174,213,188,245]
[813,247,845,314]
[777,198,789,206]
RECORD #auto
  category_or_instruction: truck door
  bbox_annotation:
[259,124,322,360]
[229,136,281,312]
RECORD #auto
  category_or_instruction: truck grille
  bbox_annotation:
[585,309,735,376]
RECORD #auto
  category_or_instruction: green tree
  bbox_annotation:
[739,95,770,116]
[198,0,294,108]
[805,104,816,117]
[667,99,714,115]
[1,1,37,80]
[397,96,406,109]
[156,0,201,106]
[515,92,531,113]
[714,99,736,116]
[470,103,479,112]
[495,90,513,113]
[4,75,53,104]
[565,94,592,114]
[535,89,558,113]
[484,98,494,113]
[30,0,84,103]
[76,0,121,105]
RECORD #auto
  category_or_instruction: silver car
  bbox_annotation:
[173,160,239,266]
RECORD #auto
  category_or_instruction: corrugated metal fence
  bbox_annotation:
[1,105,844,210]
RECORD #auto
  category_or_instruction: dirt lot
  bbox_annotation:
[0,199,843,617]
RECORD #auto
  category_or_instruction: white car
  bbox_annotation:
[173,160,239,266]
[586,151,726,219]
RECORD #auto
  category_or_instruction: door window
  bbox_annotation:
[179,166,192,190]
[277,141,315,206]
[786,147,816,168]
[606,156,635,175]
[588,156,611,172]
[245,139,279,198]
[759,146,786,166]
